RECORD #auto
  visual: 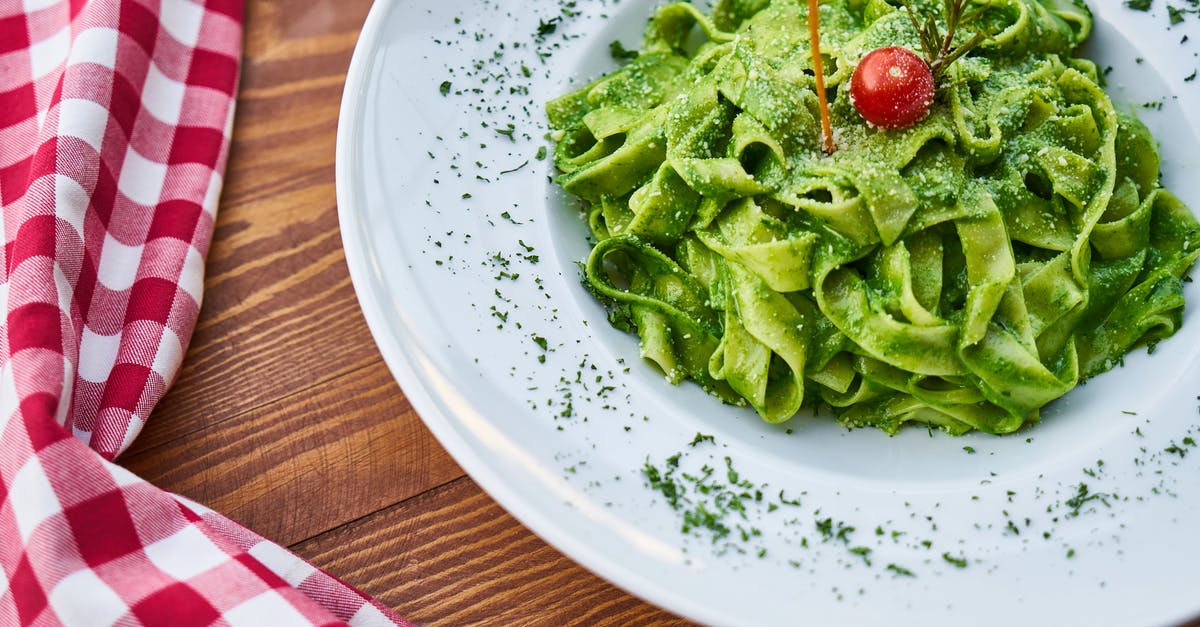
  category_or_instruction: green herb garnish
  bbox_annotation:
[942,552,968,568]
[609,40,638,62]
[901,0,989,82]
[1064,482,1112,517]
[849,546,873,565]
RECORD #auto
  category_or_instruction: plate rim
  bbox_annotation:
[333,1,739,623]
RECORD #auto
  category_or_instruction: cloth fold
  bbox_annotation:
[1,1,407,624]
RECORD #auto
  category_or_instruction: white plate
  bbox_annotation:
[336,2,1200,625]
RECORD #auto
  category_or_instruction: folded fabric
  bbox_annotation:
[0,1,408,624]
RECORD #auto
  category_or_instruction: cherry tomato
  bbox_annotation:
[850,46,935,130]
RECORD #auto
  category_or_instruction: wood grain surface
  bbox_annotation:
[118,0,685,623]
[117,1,1200,626]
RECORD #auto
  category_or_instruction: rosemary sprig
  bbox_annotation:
[901,0,989,81]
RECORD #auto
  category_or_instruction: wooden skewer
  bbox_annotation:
[807,0,835,154]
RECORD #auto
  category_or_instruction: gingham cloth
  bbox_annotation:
[1,1,408,624]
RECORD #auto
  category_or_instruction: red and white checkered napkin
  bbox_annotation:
[1,1,409,625]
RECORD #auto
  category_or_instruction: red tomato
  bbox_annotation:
[850,46,935,130]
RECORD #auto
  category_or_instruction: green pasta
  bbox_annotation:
[548,0,1200,434]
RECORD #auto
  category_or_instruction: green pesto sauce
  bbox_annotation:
[548,0,1200,435]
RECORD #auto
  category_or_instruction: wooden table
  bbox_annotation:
[116,0,684,623]
[114,2,1200,626]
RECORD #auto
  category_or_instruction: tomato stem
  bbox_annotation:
[807,0,835,154]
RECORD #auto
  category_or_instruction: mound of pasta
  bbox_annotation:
[547,0,1199,434]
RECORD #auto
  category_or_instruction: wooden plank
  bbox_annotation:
[293,477,689,626]
[130,224,376,452]
[125,0,377,453]
[123,362,463,546]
